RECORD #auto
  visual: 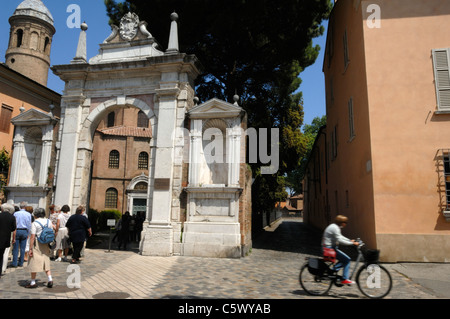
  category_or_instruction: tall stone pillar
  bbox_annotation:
[53,97,84,208]
[8,131,24,187]
[140,78,180,256]
[188,119,202,187]
[38,125,54,186]
[53,22,88,209]
[227,123,242,187]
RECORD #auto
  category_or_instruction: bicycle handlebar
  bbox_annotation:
[356,238,365,248]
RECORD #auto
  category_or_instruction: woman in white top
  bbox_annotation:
[322,215,359,285]
[55,205,71,262]
[26,208,54,288]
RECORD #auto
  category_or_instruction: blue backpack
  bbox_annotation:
[35,220,55,244]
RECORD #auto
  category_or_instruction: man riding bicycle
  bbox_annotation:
[322,215,359,285]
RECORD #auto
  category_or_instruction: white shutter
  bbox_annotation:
[432,49,450,111]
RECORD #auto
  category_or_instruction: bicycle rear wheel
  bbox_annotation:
[299,263,333,296]
[356,264,392,299]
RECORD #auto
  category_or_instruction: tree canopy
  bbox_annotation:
[104,0,332,214]
[286,115,326,195]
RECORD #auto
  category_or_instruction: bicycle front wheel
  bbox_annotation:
[356,264,392,299]
[299,263,333,296]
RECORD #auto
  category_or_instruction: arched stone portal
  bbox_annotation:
[51,12,251,258]
[75,97,156,220]
[51,12,201,257]
[53,97,156,216]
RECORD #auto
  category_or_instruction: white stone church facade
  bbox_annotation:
[6,9,252,258]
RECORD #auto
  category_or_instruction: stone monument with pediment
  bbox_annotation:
[50,11,252,258]
[6,107,58,208]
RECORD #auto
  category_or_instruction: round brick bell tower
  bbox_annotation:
[5,0,55,86]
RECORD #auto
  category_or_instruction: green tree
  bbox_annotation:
[104,0,332,215]
[0,147,9,174]
[0,147,10,200]
[286,115,326,195]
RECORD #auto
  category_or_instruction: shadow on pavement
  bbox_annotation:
[86,218,324,256]
[86,231,140,253]
[252,218,323,256]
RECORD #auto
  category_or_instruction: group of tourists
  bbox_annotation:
[113,211,145,250]
[0,202,91,288]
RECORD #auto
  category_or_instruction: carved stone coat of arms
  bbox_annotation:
[120,12,139,41]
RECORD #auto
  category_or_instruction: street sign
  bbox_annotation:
[107,219,116,227]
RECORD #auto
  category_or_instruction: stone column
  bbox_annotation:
[38,124,53,186]
[141,78,179,256]
[53,97,84,207]
[188,119,202,187]
[8,128,24,187]
[227,123,241,187]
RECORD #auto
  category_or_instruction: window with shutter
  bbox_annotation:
[432,49,450,111]
[0,105,13,133]
[348,97,355,140]
[331,125,338,161]
[343,29,349,69]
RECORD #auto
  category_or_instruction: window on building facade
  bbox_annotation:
[134,182,148,190]
[137,111,149,128]
[0,105,13,133]
[343,29,349,69]
[440,150,450,209]
[348,97,355,140]
[432,49,450,112]
[138,152,149,170]
[108,150,120,169]
[44,37,50,53]
[107,111,115,127]
[331,125,338,160]
[437,149,450,211]
[105,188,118,208]
[444,153,450,209]
[16,29,23,47]
[326,22,334,68]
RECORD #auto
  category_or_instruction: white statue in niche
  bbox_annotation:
[20,127,43,186]
[200,119,228,186]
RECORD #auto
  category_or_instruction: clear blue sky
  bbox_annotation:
[0,0,327,127]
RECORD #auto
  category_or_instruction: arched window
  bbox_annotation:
[134,182,148,190]
[138,152,149,170]
[105,188,118,208]
[107,111,115,128]
[44,37,50,53]
[109,150,120,169]
[137,111,149,128]
[16,29,23,48]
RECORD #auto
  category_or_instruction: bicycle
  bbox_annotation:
[299,239,393,299]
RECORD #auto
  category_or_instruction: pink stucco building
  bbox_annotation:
[303,0,450,262]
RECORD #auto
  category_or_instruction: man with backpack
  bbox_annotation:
[26,208,55,288]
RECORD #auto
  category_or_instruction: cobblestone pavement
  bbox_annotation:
[0,218,443,300]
